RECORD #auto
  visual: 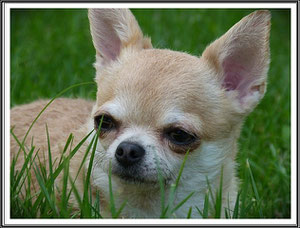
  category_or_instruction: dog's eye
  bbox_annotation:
[165,128,196,145]
[94,114,115,131]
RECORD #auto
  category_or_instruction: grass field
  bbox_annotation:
[10,9,291,218]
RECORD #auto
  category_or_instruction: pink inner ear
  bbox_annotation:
[100,38,121,62]
[99,29,121,63]
[222,59,254,99]
[93,21,122,64]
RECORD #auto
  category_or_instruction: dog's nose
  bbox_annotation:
[115,142,145,167]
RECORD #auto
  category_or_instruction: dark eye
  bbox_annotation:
[94,114,115,131]
[165,128,196,145]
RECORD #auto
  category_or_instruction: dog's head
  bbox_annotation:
[87,9,270,187]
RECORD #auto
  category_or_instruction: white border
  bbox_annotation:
[4,2,297,9]
[3,2,297,226]
[4,2,12,227]
[290,1,297,226]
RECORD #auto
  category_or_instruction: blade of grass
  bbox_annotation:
[57,133,73,166]
[195,206,203,217]
[165,150,190,217]
[155,154,166,218]
[93,189,102,218]
[71,211,80,219]
[61,154,70,218]
[66,134,95,202]
[214,166,223,218]
[90,205,103,219]
[82,116,104,217]
[160,205,170,218]
[175,150,190,188]
[186,207,192,218]
[225,193,232,218]
[107,158,127,218]
[203,189,210,218]
[12,145,35,192]
[247,159,263,218]
[45,124,54,198]
[68,176,83,216]
[243,201,254,215]
[82,133,98,217]
[10,128,28,171]
[114,200,127,218]
[33,162,58,217]
[108,161,116,217]
[31,129,93,214]
[225,208,229,219]
[89,180,93,216]
[52,130,93,180]
[10,129,34,192]
[240,161,250,218]
[205,176,215,208]
[233,191,240,218]
[171,191,194,214]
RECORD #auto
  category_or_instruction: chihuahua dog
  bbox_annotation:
[11,9,270,218]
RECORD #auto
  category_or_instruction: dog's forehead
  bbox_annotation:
[119,49,206,85]
[113,49,216,104]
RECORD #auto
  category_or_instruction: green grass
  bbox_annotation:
[10,9,291,218]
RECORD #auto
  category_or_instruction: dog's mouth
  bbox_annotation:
[111,165,164,185]
[115,173,157,184]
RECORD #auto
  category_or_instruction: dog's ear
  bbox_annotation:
[202,10,271,114]
[88,9,152,66]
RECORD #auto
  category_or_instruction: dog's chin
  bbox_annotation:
[115,173,157,185]
[111,166,159,185]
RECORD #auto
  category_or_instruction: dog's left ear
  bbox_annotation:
[202,10,271,114]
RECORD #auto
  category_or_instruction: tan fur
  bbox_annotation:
[95,48,234,140]
[11,9,270,218]
[10,98,93,195]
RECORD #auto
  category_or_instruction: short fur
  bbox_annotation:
[11,9,271,218]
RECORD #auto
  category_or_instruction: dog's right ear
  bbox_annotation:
[202,10,271,115]
[88,9,152,66]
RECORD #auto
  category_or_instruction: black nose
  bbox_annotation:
[115,142,145,167]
